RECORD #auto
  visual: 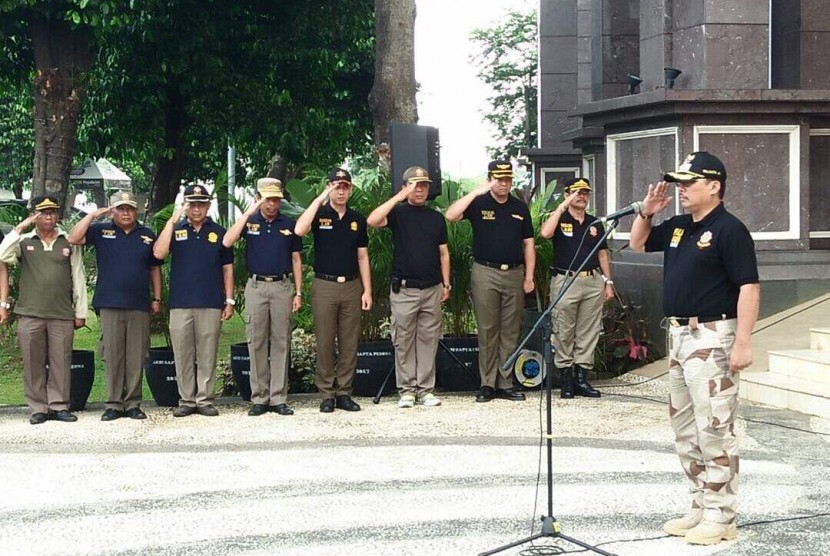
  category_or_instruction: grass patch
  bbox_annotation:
[0,311,247,406]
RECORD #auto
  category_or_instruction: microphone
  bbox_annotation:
[599,201,644,222]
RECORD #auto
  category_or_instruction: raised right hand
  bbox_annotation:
[642,181,673,216]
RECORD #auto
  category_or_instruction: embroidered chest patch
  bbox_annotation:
[174,230,188,241]
[696,230,713,249]
[481,210,496,221]
[560,222,573,237]
[669,228,684,248]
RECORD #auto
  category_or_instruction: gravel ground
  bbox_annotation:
[1,380,828,556]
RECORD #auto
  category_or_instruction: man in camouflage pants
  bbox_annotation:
[630,152,760,545]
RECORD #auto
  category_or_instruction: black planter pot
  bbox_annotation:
[436,336,480,392]
[353,340,396,397]
[144,347,180,407]
[69,349,95,411]
[230,342,252,401]
[45,349,95,411]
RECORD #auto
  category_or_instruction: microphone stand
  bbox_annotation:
[479,217,622,556]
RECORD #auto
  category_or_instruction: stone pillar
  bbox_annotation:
[539,0,579,151]
[591,0,640,100]
[577,0,593,105]
[670,0,769,89]
[639,0,672,92]
[797,0,830,89]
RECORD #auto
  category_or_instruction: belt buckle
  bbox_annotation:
[669,318,680,328]
[264,276,274,282]
[499,264,509,270]
[336,276,346,283]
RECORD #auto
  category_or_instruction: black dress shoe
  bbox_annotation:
[248,404,269,416]
[125,407,147,420]
[319,399,335,413]
[476,386,495,403]
[101,408,124,421]
[29,412,48,425]
[51,410,78,422]
[173,405,197,417]
[495,388,526,401]
[197,405,219,417]
[270,403,294,416]
[335,395,361,412]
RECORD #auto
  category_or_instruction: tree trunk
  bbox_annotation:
[29,14,93,211]
[150,84,187,211]
[369,0,418,149]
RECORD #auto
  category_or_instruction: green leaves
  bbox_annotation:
[470,10,538,159]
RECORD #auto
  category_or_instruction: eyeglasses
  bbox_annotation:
[570,190,590,196]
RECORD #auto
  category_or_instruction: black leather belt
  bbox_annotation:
[552,267,598,277]
[251,273,289,282]
[398,278,440,289]
[315,272,358,283]
[669,314,735,327]
[475,260,522,270]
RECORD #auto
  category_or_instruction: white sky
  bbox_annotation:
[415,0,534,179]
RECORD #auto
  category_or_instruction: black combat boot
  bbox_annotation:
[573,365,601,398]
[559,367,574,399]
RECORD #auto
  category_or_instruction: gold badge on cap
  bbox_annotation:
[336,170,347,178]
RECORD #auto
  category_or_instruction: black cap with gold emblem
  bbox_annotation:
[664,151,727,182]
[183,184,212,202]
[488,159,514,179]
[402,166,432,185]
[564,177,591,192]
[327,167,352,184]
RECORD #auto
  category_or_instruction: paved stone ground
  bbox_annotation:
[1,377,829,556]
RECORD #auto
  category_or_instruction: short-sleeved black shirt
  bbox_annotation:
[388,202,447,285]
[85,221,162,311]
[551,211,608,270]
[311,203,369,275]
[645,203,759,317]
[463,193,533,265]
[241,211,302,276]
[169,219,234,309]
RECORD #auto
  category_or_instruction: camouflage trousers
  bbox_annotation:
[667,318,739,524]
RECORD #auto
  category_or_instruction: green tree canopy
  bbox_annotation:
[470,9,538,160]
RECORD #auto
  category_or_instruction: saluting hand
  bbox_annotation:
[246,197,265,216]
[642,181,673,216]
[473,180,494,197]
[16,212,40,233]
[169,203,189,223]
[93,206,112,219]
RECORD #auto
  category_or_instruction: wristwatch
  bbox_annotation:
[225,298,236,306]
[443,283,452,291]
[294,292,302,298]
[0,300,10,309]
[152,298,162,303]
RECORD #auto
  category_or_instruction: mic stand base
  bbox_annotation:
[479,515,616,556]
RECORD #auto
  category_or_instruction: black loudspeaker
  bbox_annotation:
[390,123,442,199]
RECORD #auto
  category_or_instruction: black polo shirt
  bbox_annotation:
[169,218,234,309]
[645,203,759,317]
[311,203,368,275]
[388,202,447,285]
[463,193,533,265]
[241,211,302,275]
[551,211,608,270]
[85,222,162,311]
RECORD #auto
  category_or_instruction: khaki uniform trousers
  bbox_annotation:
[471,263,524,389]
[100,309,150,411]
[311,277,363,399]
[169,308,222,408]
[390,284,443,397]
[550,273,604,369]
[245,278,293,405]
[17,316,74,414]
[668,318,740,524]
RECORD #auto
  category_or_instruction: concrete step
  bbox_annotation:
[811,328,830,351]
[740,371,830,419]
[768,349,830,383]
